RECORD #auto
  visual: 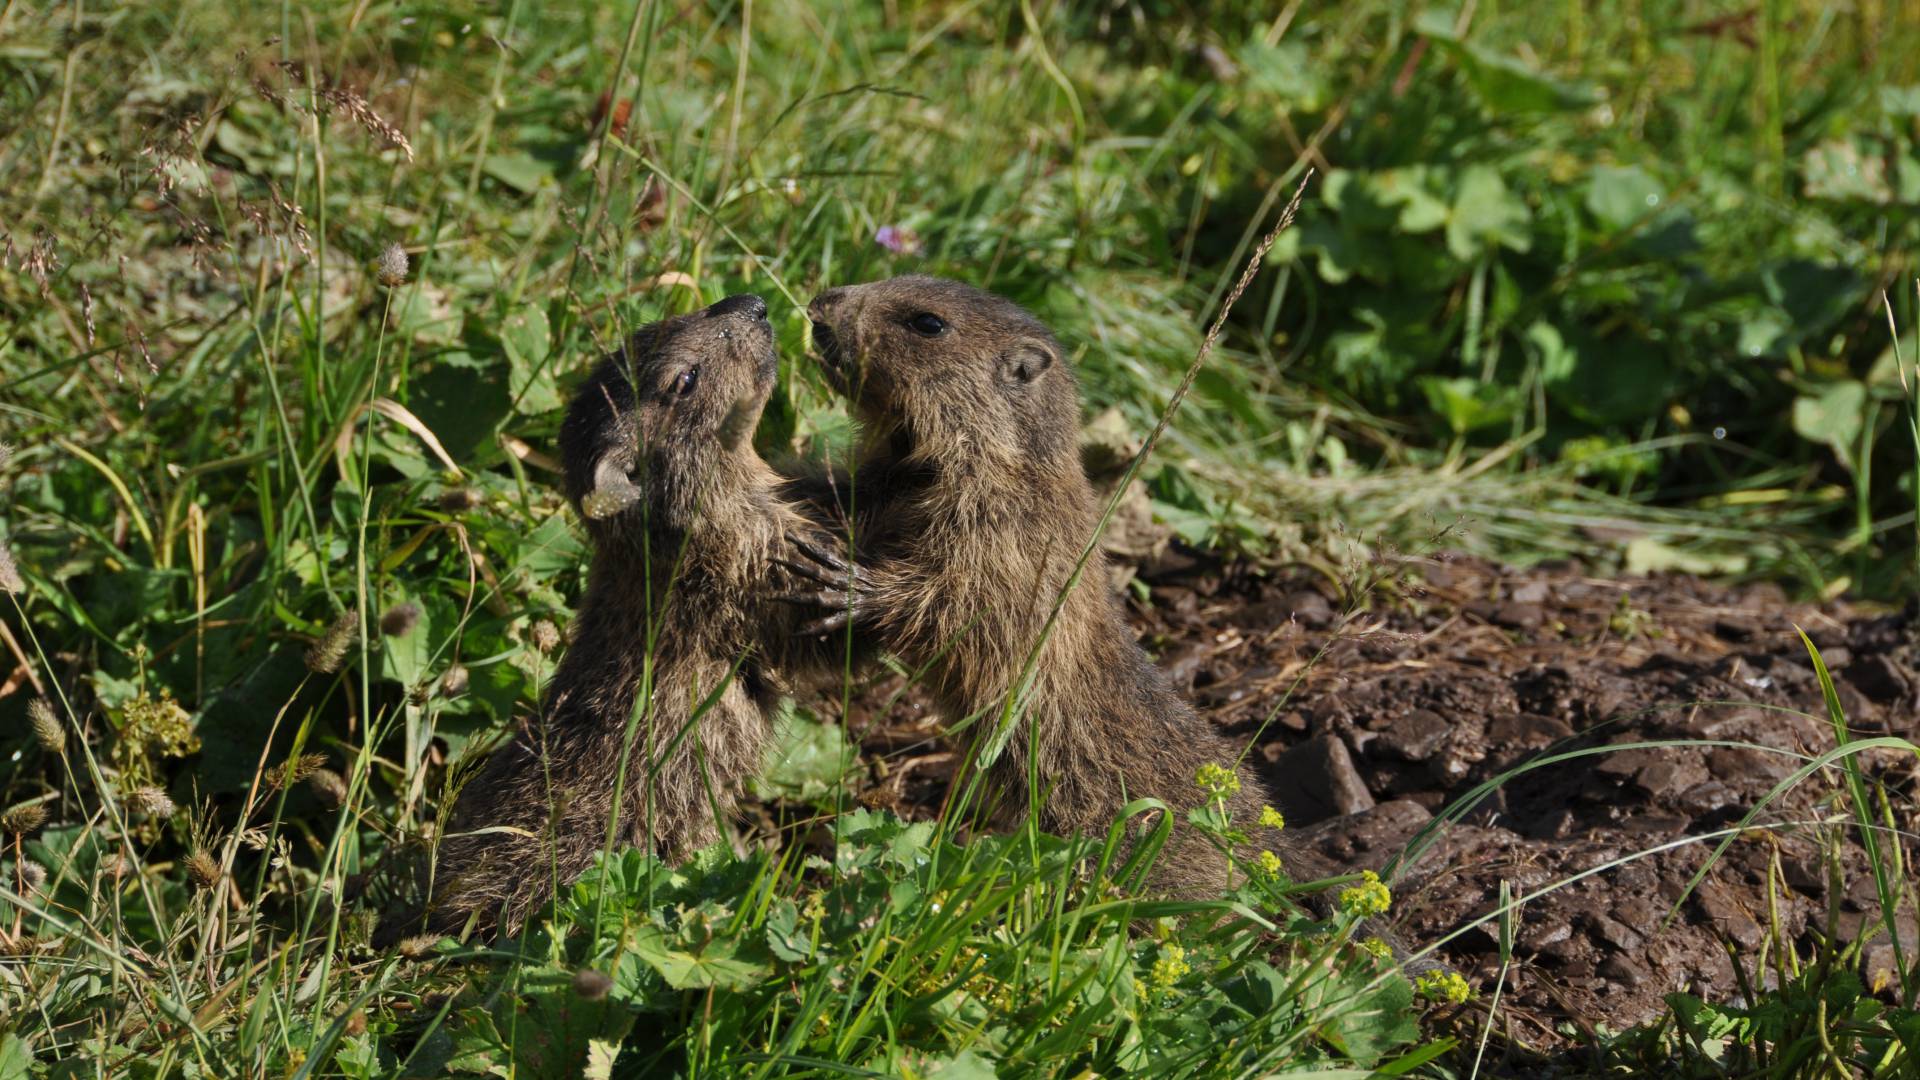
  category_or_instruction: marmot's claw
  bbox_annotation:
[789,534,852,575]
[777,534,869,634]
[773,556,849,591]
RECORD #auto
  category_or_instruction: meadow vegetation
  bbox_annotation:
[2,0,1920,1075]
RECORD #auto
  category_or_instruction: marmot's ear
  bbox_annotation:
[998,340,1056,385]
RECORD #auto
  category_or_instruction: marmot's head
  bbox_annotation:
[559,293,776,535]
[806,276,1079,468]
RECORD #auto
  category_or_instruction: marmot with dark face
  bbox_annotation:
[797,275,1283,894]
[377,294,843,942]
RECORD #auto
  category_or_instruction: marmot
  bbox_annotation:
[797,275,1284,894]
[378,293,842,942]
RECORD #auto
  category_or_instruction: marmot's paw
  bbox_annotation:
[773,533,871,636]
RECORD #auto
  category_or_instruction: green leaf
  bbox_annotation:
[378,595,432,688]
[411,354,513,464]
[1584,165,1665,229]
[502,305,562,415]
[1525,321,1575,382]
[751,705,857,803]
[924,1049,999,1079]
[483,152,558,193]
[1417,12,1601,113]
[1792,380,1868,471]
[1446,165,1530,260]
[628,925,769,990]
[1418,376,1518,436]
[1546,331,1670,426]
[0,1034,33,1080]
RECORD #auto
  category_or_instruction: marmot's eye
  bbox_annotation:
[674,366,700,396]
[906,312,947,337]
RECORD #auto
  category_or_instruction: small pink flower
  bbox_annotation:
[875,225,921,256]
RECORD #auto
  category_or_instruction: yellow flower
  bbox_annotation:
[1194,763,1240,800]
[1254,850,1284,880]
[1357,936,1393,960]
[1339,870,1392,917]
[1416,969,1472,1004]
[1149,944,1190,992]
[1258,805,1285,830]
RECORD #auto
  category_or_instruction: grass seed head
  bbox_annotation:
[269,752,329,790]
[3,803,48,836]
[0,537,23,595]
[185,849,221,889]
[375,242,408,287]
[16,859,46,893]
[28,699,63,755]
[379,601,421,638]
[308,769,349,809]
[396,934,440,960]
[306,610,360,674]
[128,785,175,819]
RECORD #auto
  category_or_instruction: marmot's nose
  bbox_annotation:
[707,293,768,321]
[808,287,847,321]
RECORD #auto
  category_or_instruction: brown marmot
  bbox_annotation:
[378,293,842,942]
[796,275,1285,894]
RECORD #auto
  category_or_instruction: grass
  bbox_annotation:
[3,0,1920,1076]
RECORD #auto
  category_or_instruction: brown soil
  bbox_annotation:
[798,551,1920,1047]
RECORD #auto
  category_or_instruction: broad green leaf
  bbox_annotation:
[483,152,557,193]
[0,1034,32,1080]
[1792,380,1869,470]
[1418,376,1517,435]
[1547,331,1670,425]
[378,594,432,688]
[628,925,769,990]
[1417,12,1601,113]
[502,305,563,414]
[1525,321,1575,382]
[1238,40,1331,111]
[752,706,857,803]
[1584,165,1664,229]
[1447,166,1530,260]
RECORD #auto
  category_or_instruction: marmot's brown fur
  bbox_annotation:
[377,294,839,942]
[800,275,1285,894]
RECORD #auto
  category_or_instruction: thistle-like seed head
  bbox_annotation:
[375,242,409,287]
[572,968,613,1000]
[530,619,560,654]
